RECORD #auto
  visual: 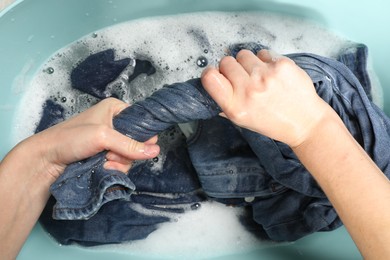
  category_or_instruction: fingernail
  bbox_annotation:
[143,144,160,156]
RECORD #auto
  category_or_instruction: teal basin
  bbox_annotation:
[1,0,389,259]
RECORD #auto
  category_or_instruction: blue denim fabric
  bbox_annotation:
[126,125,207,207]
[250,190,341,241]
[127,59,156,83]
[70,49,158,100]
[40,196,171,246]
[71,49,131,99]
[50,152,138,220]
[41,43,390,244]
[35,99,65,131]
[113,78,222,141]
[50,78,220,220]
[40,126,207,245]
[337,44,372,100]
[186,116,286,198]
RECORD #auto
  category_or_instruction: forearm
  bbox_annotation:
[0,136,53,260]
[292,110,390,259]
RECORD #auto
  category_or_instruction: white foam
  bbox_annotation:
[92,201,276,259]
[10,11,377,258]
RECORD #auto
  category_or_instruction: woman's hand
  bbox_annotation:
[31,97,160,181]
[0,97,160,259]
[201,49,331,147]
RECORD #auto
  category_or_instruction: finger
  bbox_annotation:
[105,151,133,165]
[103,128,160,160]
[104,160,132,173]
[72,98,129,125]
[257,49,283,63]
[201,66,234,111]
[218,56,250,88]
[108,97,130,116]
[236,49,266,75]
[145,135,158,145]
[218,112,228,118]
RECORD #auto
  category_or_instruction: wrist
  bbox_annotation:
[14,133,62,187]
[291,105,356,182]
[289,99,340,149]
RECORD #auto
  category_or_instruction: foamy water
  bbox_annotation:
[91,201,280,259]
[11,11,380,258]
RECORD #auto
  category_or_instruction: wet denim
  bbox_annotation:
[49,78,221,221]
[71,49,131,99]
[40,196,171,246]
[337,43,372,100]
[41,43,390,244]
[127,59,156,83]
[186,116,286,198]
[35,99,65,131]
[40,125,207,245]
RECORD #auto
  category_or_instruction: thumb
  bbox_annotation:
[105,129,160,160]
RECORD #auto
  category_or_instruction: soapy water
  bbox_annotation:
[91,201,279,259]
[11,11,382,258]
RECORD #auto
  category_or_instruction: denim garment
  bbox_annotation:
[40,196,171,246]
[50,78,221,220]
[40,126,207,245]
[250,190,341,241]
[337,43,372,100]
[186,116,286,198]
[126,125,207,207]
[35,99,65,131]
[71,49,131,99]
[45,44,390,242]
[127,59,156,83]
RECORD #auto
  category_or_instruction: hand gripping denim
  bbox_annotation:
[242,52,390,199]
[183,43,390,241]
[234,46,390,241]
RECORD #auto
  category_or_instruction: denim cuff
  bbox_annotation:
[50,152,135,220]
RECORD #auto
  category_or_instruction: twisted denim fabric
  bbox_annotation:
[40,43,390,244]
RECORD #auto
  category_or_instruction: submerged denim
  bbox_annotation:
[71,49,131,99]
[40,43,390,244]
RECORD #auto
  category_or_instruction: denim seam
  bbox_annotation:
[52,174,134,220]
[205,186,289,199]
